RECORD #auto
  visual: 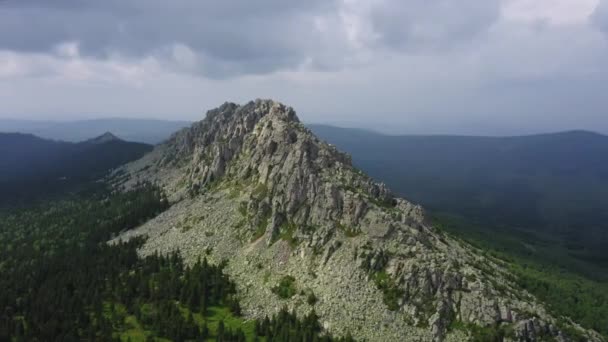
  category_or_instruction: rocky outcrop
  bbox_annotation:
[113,100,604,342]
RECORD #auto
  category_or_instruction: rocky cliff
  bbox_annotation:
[112,100,603,342]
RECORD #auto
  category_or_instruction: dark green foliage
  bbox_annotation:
[307,292,318,306]
[359,248,390,274]
[311,125,608,271]
[437,216,608,338]
[509,263,608,338]
[449,321,515,342]
[251,183,268,199]
[255,308,356,342]
[0,185,168,340]
[469,323,514,342]
[357,248,404,311]
[373,272,404,311]
[0,185,356,341]
[277,220,299,247]
[272,276,298,299]
[253,210,271,242]
[337,223,361,238]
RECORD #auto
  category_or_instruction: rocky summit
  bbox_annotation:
[112,99,603,342]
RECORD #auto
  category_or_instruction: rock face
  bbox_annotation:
[113,100,604,342]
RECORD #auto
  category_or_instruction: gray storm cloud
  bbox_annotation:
[0,0,607,135]
[0,0,502,77]
[1,1,339,77]
[365,0,500,50]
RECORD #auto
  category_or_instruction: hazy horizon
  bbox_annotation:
[2,115,607,137]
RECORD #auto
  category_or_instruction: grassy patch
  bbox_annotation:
[369,196,397,209]
[252,211,270,242]
[337,222,361,237]
[272,275,297,299]
[251,183,268,199]
[179,214,203,233]
[233,219,246,230]
[469,323,515,342]
[302,224,318,234]
[465,273,477,283]
[373,271,404,311]
[263,271,271,284]
[194,306,256,340]
[228,187,242,199]
[238,202,248,217]
[119,315,169,342]
[102,302,165,342]
[114,304,258,341]
[278,221,299,247]
[306,291,318,306]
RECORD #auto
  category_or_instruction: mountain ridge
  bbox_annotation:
[308,122,608,139]
[0,118,191,144]
[309,124,606,139]
[112,100,603,341]
[308,124,608,273]
[0,132,152,205]
[84,131,122,144]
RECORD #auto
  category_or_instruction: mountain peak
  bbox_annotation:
[86,132,121,144]
[150,99,358,197]
[204,99,299,126]
[114,101,603,342]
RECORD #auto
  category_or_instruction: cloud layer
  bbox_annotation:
[0,0,607,134]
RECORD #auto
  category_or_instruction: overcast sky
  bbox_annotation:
[1,0,607,135]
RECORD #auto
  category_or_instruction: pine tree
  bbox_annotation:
[217,320,225,341]
[200,323,209,340]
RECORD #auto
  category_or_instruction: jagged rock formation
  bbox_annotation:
[112,100,604,342]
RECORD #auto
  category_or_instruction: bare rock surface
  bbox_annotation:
[112,100,603,342]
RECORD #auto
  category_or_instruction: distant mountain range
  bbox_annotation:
[0,118,191,144]
[0,132,152,205]
[309,125,608,271]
